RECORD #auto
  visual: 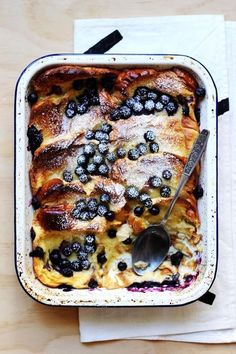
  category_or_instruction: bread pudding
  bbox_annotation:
[27,65,205,290]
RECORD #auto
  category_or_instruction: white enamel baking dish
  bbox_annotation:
[14,54,218,307]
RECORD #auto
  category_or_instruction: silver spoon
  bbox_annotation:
[132,129,210,275]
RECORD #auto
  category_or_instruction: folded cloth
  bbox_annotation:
[74,16,236,343]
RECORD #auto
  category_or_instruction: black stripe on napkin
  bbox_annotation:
[83,30,123,54]
[198,291,216,305]
[218,98,229,116]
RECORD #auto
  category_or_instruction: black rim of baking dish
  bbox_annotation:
[14,53,218,307]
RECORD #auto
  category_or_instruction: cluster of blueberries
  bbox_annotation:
[65,79,100,118]
[62,128,162,185]
[125,184,160,217]
[109,86,179,121]
[71,195,115,222]
[125,168,172,217]
[49,236,97,277]
[148,169,172,198]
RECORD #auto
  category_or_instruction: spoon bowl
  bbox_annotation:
[132,225,170,275]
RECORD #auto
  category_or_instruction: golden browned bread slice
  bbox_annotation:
[28,64,203,290]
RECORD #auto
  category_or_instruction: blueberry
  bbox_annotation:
[84,143,96,157]
[128,148,140,160]
[95,130,109,142]
[71,242,81,252]
[134,206,144,217]
[105,211,115,221]
[110,108,121,121]
[166,101,178,116]
[136,143,148,156]
[144,99,155,113]
[147,91,158,101]
[106,151,117,163]
[100,193,110,203]
[77,93,90,106]
[98,164,109,176]
[107,229,117,238]
[101,123,112,133]
[27,125,43,154]
[72,79,84,90]
[139,193,153,208]
[49,249,61,265]
[84,244,96,254]
[93,155,104,165]
[71,260,82,271]
[193,184,204,199]
[101,74,116,91]
[85,130,95,140]
[30,227,36,241]
[60,241,73,257]
[65,108,76,119]
[77,250,88,261]
[98,142,109,155]
[149,176,162,188]
[75,166,85,176]
[126,186,139,200]
[134,87,149,101]
[87,198,98,212]
[79,210,90,220]
[71,208,81,219]
[60,259,71,269]
[63,170,73,182]
[195,87,206,97]
[162,170,172,180]
[77,154,87,166]
[116,147,126,158]
[160,186,171,198]
[182,105,189,116]
[170,251,183,266]
[89,212,97,220]
[120,106,132,119]
[90,93,99,106]
[132,101,144,115]
[149,205,160,215]
[87,163,97,175]
[97,251,107,265]
[144,130,155,142]
[88,278,98,289]
[31,196,41,210]
[60,267,73,277]
[97,204,109,216]
[155,101,164,112]
[149,142,159,153]
[133,95,141,102]
[85,234,96,245]
[27,92,38,105]
[75,199,87,211]
[160,94,170,105]
[126,97,136,108]
[118,261,127,271]
[29,247,44,259]
[65,100,77,118]
[122,237,132,245]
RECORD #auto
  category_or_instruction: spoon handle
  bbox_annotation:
[160,129,209,226]
[183,129,210,177]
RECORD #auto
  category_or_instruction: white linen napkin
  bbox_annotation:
[74,16,236,343]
